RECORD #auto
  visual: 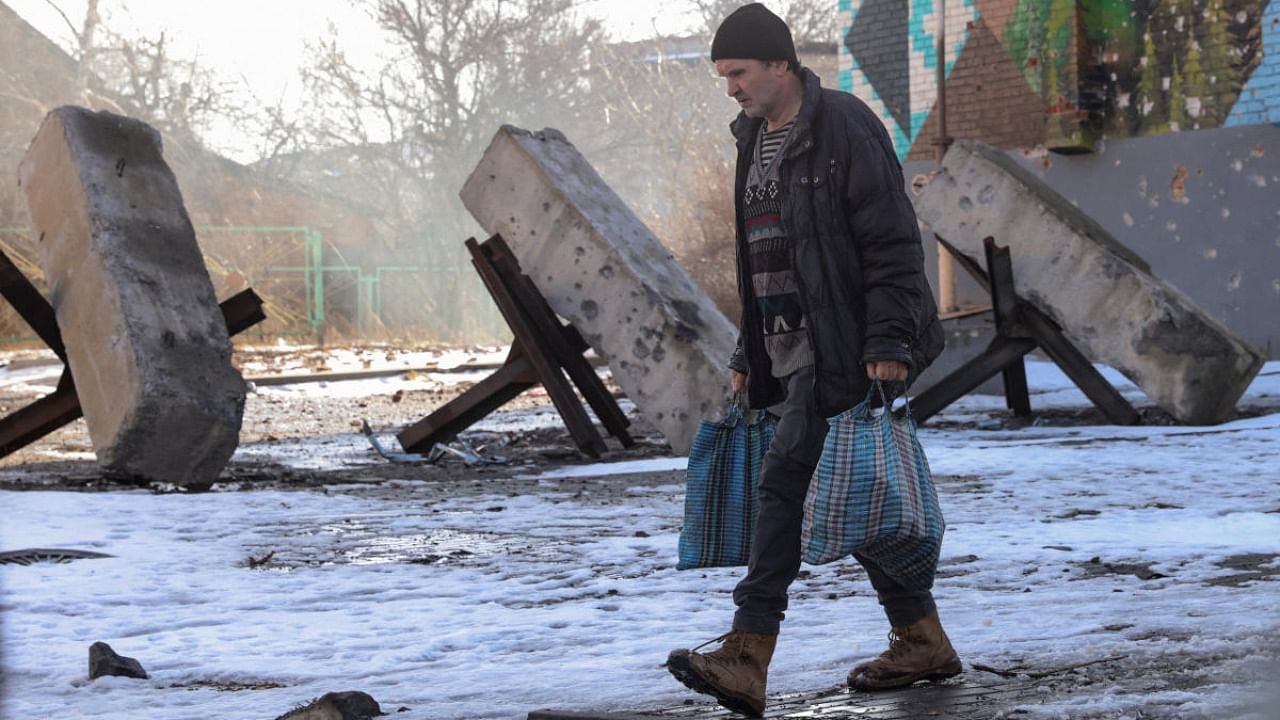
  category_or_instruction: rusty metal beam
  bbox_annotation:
[397,234,635,459]
[0,370,81,458]
[0,285,267,460]
[483,236,633,448]
[398,346,538,453]
[466,236,607,458]
[220,289,266,336]
[920,235,1139,425]
[0,248,64,360]
[913,336,1037,423]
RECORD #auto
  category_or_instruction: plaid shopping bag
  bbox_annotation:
[676,396,776,570]
[800,383,944,590]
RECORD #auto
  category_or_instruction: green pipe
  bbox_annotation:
[267,266,365,273]
[372,266,423,317]
[359,275,377,330]
[8,226,316,233]
[0,224,469,337]
[309,230,324,328]
[195,225,312,233]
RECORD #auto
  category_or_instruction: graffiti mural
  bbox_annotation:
[1225,0,1280,126]
[839,0,976,156]
[1084,0,1268,135]
[840,0,1277,160]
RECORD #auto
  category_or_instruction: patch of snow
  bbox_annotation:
[1,360,1278,718]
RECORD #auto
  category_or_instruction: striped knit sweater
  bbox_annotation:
[743,119,812,378]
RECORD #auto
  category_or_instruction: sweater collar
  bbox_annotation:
[731,67,823,152]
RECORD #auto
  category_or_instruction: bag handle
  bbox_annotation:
[721,391,747,426]
[862,380,915,421]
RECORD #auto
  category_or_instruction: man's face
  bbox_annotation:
[715,59,787,119]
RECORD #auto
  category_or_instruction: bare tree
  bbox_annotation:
[19,1,251,151]
[1,1,296,334]
[288,0,606,340]
[93,30,244,143]
[301,0,604,229]
[36,0,102,94]
[685,0,839,49]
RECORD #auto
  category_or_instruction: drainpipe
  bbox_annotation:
[934,0,957,313]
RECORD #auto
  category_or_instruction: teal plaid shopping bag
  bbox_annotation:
[800,382,944,590]
[677,396,776,570]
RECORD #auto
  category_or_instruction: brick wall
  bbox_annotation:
[841,0,1279,160]
[1226,1,1280,126]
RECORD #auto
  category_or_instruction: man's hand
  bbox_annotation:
[730,369,747,394]
[865,360,908,383]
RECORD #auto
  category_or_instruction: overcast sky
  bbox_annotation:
[7,0,704,158]
[7,1,702,75]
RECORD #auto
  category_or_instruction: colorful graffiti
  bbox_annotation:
[840,0,1277,160]
[838,0,975,156]
[1226,0,1280,126]
[1083,0,1267,135]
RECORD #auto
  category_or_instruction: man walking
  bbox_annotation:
[665,4,957,716]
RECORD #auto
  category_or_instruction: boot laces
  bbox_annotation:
[693,630,748,659]
[881,627,913,661]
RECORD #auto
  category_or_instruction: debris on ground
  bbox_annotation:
[88,642,148,680]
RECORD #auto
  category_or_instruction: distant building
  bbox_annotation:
[606,33,839,84]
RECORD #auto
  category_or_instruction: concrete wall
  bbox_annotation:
[907,122,1280,360]
[847,1,1280,361]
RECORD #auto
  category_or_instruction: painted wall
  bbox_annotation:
[841,0,1280,160]
[906,123,1280,360]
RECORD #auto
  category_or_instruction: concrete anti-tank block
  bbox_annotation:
[19,106,245,486]
[461,126,737,454]
[917,140,1264,424]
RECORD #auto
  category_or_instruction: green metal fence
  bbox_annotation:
[0,225,464,338]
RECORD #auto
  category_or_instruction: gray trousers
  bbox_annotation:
[732,366,937,636]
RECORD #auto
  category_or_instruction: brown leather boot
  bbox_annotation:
[847,611,962,691]
[667,630,777,717]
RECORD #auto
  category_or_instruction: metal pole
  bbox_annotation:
[309,230,325,328]
[360,274,377,332]
[935,1,950,162]
[935,0,957,313]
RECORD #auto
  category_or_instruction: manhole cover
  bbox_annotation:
[0,548,114,565]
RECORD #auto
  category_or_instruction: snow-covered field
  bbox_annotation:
[2,358,1278,719]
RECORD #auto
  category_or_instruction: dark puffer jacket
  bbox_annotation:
[728,68,944,417]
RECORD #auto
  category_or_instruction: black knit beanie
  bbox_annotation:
[710,3,798,65]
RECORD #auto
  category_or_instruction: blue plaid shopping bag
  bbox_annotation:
[677,396,776,570]
[800,382,944,590]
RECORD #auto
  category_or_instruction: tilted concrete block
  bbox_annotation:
[461,126,737,454]
[917,140,1264,424]
[19,106,245,486]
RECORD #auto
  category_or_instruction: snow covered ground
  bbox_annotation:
[2,358,1278,719]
